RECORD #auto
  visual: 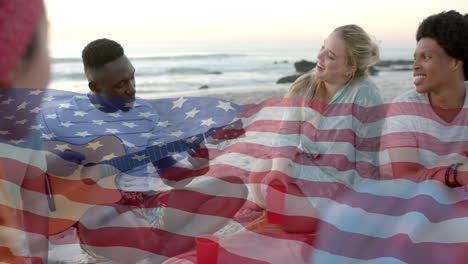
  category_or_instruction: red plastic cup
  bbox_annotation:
[266,180,287,224]
[196,234,219,264]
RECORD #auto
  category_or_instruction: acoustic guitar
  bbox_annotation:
[43,126,221,235]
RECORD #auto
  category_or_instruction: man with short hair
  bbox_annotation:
[40,38,247,262]
[383,10,468,186]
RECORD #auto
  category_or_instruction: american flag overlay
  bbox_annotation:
[1,88,467,263]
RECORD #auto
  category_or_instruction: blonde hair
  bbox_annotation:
[286,24,379,98]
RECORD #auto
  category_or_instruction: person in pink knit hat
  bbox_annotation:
[0,0,50,262]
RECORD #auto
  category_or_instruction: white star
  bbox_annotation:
[122,140,136,148]
[41,133,55,140]
[0,130,10,135]
[171,130,184,137]
[46,114,57,119]
[30,107,41,113]
[92,120,106,125]
[146,164,157,174]
[105,128,120,134]
[30,124,44,130]
[74,111,87,117]
[141,132,155,138]
[132,154,148,162]
[108,113,122,118]
[75,95,87,99]
[4,115,14,120]
[2,98,13,104]
[54,144,71,152]
[186,136,198,143]
[60,122,74,128]
[87,141,103,150]
[201,118,216,126]
[29,89,43,96]
[90,103,103,109]
[172,97,187,109]
[16,119,28,125]
[122,122,138,128]
[17,102,28,110]
[185,107,200,119]
[138,111,155,118]
[172,153,183,159]
[124,102,134,108]
[157,120,171,127]
[42,96,55,102]
[59,103,71,109]
[76,131,91,137]
[217,101,234,112]
[9,139,25,144]
[101,153,117,161]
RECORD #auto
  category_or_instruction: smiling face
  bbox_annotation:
[413,37,459,94]
[314,31,355,86]
[89,55,136,99]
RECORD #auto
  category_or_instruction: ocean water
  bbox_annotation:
[49,43,413,98]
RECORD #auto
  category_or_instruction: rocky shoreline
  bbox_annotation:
[276,59,413,84]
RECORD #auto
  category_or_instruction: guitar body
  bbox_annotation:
[43,125,222,235]
[44,136,124,235]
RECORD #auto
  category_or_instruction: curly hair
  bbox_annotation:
[82,38,124,70]
[416,10,468,80]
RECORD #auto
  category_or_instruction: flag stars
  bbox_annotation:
[185,108,200,119]
[17,102,28,110]
[59,103,72,109]
[186,136,198,143]
[76,131,92,137]
[171,130,184,138]
[122,122,138,128]
[16,119,28,125]
[108,113,122,118]
[132,154,148,162]
[101,153,117,161]
[4,115,14,120]
[124,102,134,108]
[122,140,136,148]
[146,164,157,174]
[0,131,10,135]
[30,107,41,113]
[2,98,13,104]
[157,120,171,127]
[10,139,25,144]
[105,128,120,134]
[74,111,87,117]
[201,118,216,126]
[87,141,103,150]
[29,89,43,96]
[46,114,57,119]
[54,144,71,152]
[92,120,106,125]
[90,103,104,109]
[42,96,55,102]
[141,132,155,138]
[41,133,55,140]
[138,112,155,118]
[172,97,187,109]
[217,101,234,112]
[31,124,44,130]
[60,122,74,128]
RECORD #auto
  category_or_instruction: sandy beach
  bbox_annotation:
[150,70,414,105]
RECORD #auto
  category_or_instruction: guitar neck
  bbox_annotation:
[97,139,190,173]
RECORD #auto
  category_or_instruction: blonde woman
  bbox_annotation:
[249,24,383,233]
